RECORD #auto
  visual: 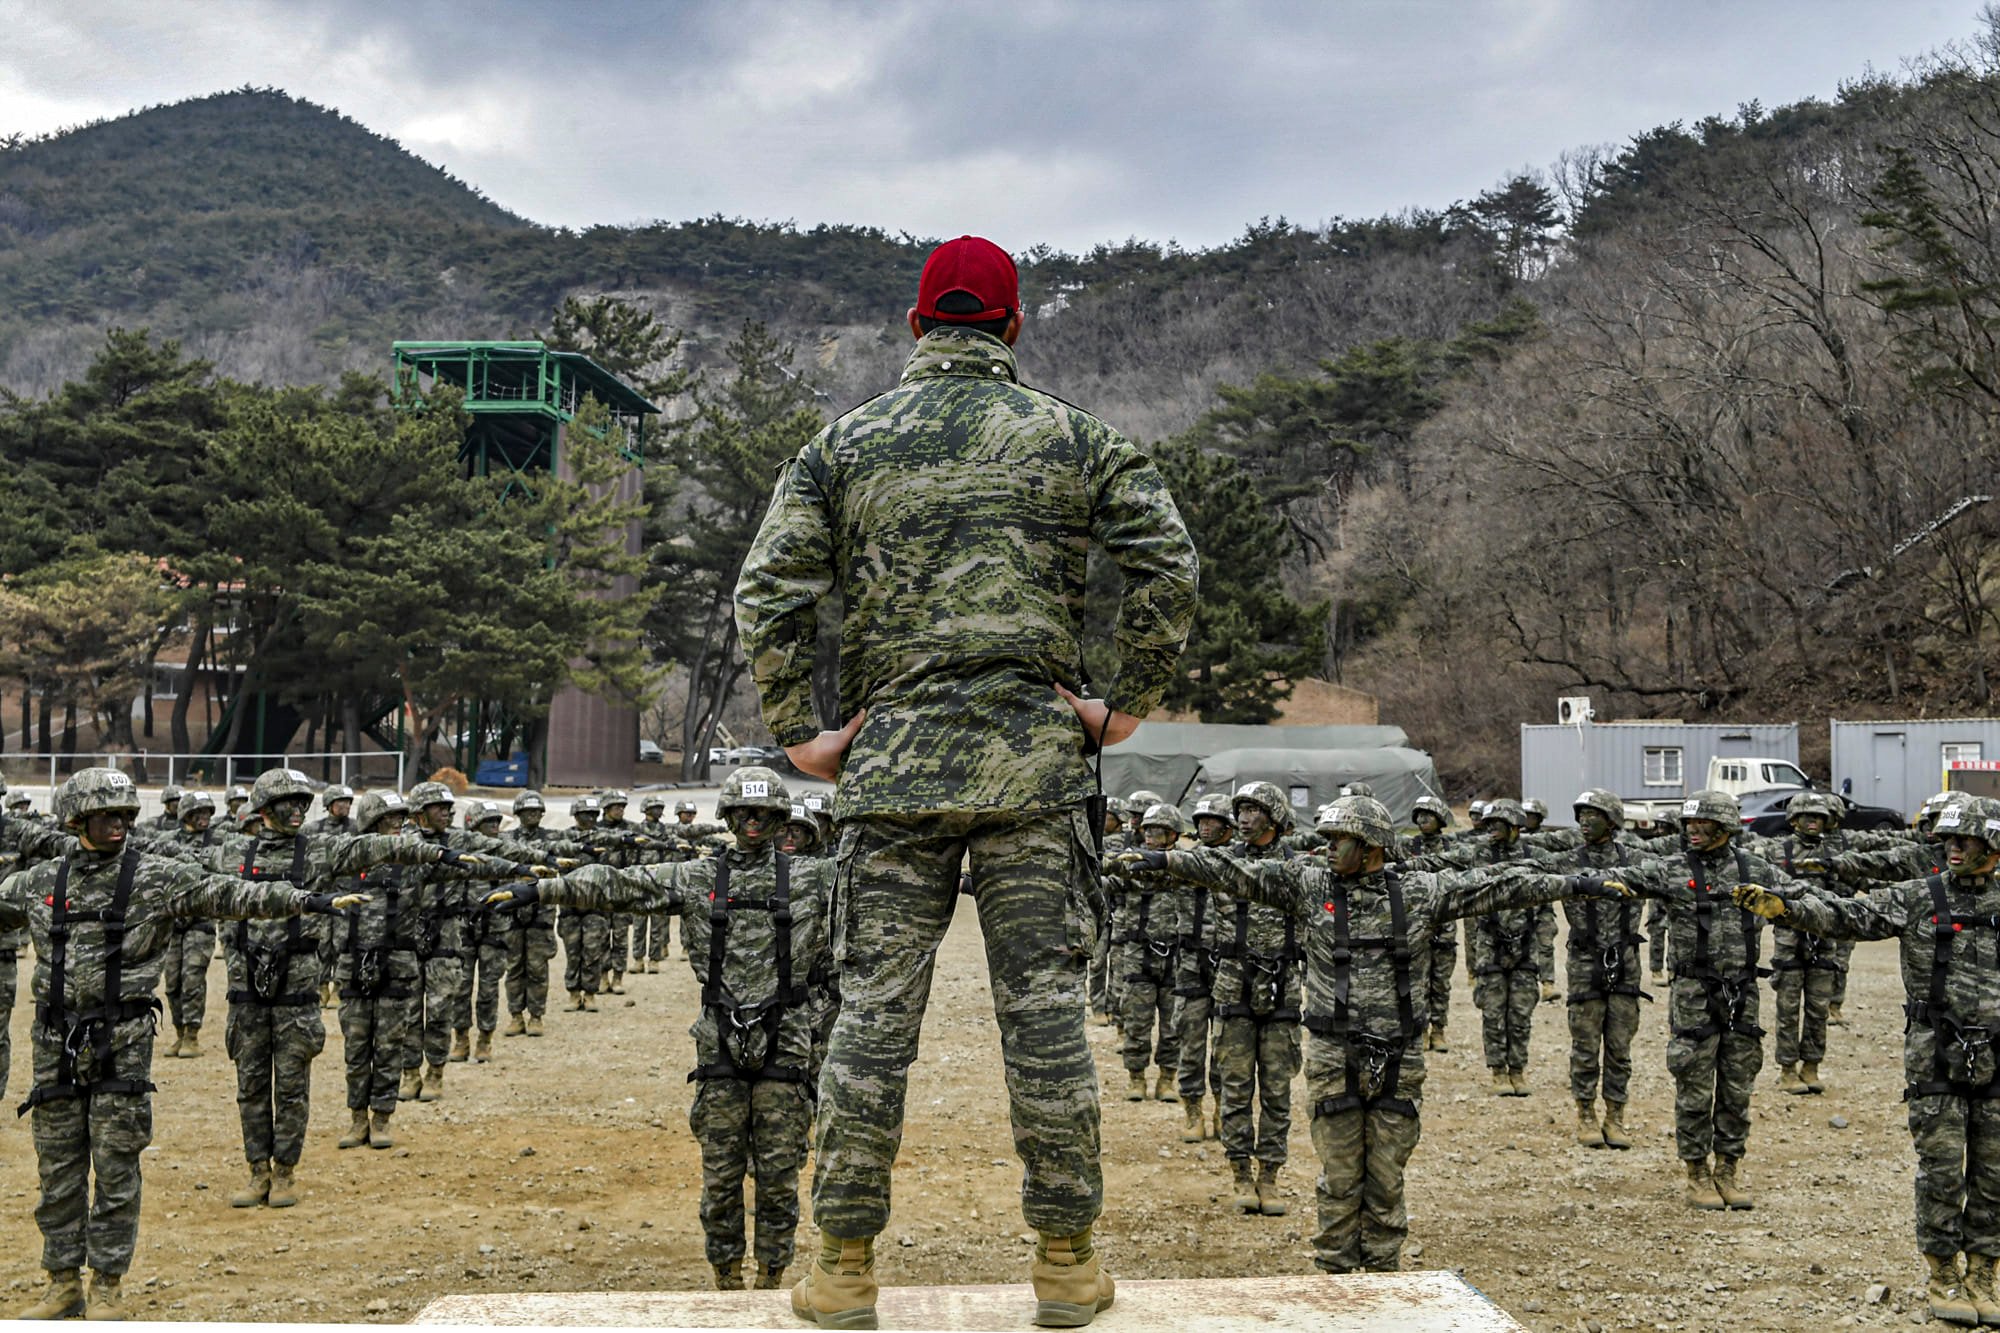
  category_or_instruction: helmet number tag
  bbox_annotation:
[1681,800,1701,817]
[741,781,770,798]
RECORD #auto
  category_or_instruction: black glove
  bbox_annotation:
[496,882,541,909]
[1124,849,1168,872]
[304,892,347,915]
[1567,873,1632,900]
[437,846,465,867]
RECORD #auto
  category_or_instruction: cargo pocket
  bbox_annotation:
[1065,806,1104,961]
[831,825,863,969]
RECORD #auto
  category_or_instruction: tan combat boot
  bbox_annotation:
[179,1025,202,1058]
[607,970,625,995]
[1181,1097,1204,1143]
[502,1013,527,1037]
[369,1110,395,1149]
[230,1161,271,1208]
[18,1269,83,1319]
[1778,1061,1807,1094]
[82,1271,123,1322]
[1712,1156,1752,1210]
[790,1233,877,1330]
[1256,1162,1288,1216]
[754,1262,787,1290]
[1231,1160,1259,1213]
[267,1162,298,1209]
[1508,1070,1530,1096]
[525,1013,544,1037]
[474,1029,492,1063]
[320,981,337,1009]
[338,1107,370,1149]
[1963,1252,2000,1325]
[1152,1071,1176,1102]
[1032,1229,1115,1328]
[1928,1252,1981,1326]
[397,1067,422,1101]
[448,1028,471,1062]
[581,991,598,1012]
[1125,1072,1146,1102]
[420,1061,444,1102]
[567,989,584,1011]
[1801,1061,1824,1093]
[1601,1101,1632,1150]
[1684,1159,1724,1210]
[1827,1002,1845,1027]
[1428,1025,1448,1052]
[167,1026,186,1059]
[1489,1068,1511,1096]
[1575,1099,1604,1147]
[713,1259,744,1291]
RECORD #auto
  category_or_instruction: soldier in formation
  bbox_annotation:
[1111,803,1185,1103]
[305,784,353,838]
[1403,795,1456,1050]
[779,800,840,1087]
[636,794,675,969]
[1173,794,1233,1141]
[1748,790,1851,1094]
[149,785,181,832]
[161,789,221,1058]
[1089,797,1130,1026]
[484,768,830,1292]
[557,795,611,1012]
[1118,793,1635,1274]
[502,790,563,1036]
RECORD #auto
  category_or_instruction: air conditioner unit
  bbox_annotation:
[1557,696,1594,725]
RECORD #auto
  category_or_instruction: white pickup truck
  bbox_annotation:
[1623,756,1814,826]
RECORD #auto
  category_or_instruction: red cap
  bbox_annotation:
[915,235,1018,322]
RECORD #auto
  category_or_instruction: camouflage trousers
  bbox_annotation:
[1909,1093,2000,1257]
[1830,940,1854,1007]
[813,809,1102,1239]
[414,954,463,1067]
[447,940,476,1032]
[1088,930,1115,1020]
[335,948,419,1112]
[1118,944,1178,1076]
[1215,1014,1301,1165]
[609,914,636,973]
[636,913,674,961]
[1665,978,1764,1162]
[1425,930,1456,1033]
[225,1001,326,1166]
[1310,1097,1422,1273]
[1567,995,1640,1104]
[1773,965,1837,1066]
[1175,960,1221,1103]
[31,1090,150,1277]
[692,1076,814,1274]
[558,910,610,996]
[160,923,215,1031]
[0,950,15,1102]
[1471,968,1539,1073]
[505,925,558,1018]
[807,984,839,1089]
[470,922,513,1033]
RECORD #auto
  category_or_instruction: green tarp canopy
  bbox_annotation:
[1190,746,1441,824]
[1100,722,1409,808]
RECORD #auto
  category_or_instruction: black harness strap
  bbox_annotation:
[340,867,413,1001]
[1568,844,1649,1004]
[1904,874,2000,1101]
[21,849,159,1114]
[1671,848,1766,1042]
[1307,869,1418,1119]
[228,835,318,1007]
[689,850,808,1086]
[1768,838,1842,976]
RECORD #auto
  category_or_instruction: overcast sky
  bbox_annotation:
[0,0,1980,253]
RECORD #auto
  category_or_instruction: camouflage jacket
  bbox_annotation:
[1108,857,1185,964]
[546,844,833,1077]
[1616,841,1795,989]
[0,846,319,1092]
[1743,829,1868,970]
[1776,869,2000,1092]
[1159,849,1598,1102]
[735,326,1199,818]
[1209,838,1306,1020]
[1412,840,1553,979]
[304,814,353,839]
[1530,833,1650,997]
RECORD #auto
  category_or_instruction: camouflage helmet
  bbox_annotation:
[469,800,504,828]
[178,789,216,820]
[1232,781,1290,824]
[160,783,184,805]
[1678,789,1741,826]
[1522,798,1549,819]
[571,794,602,818]
[1934,795,2000,848]
[1126,790,1165,813]
[1318,795,1398,850]
[803,791,835,834]
[58,767,142,828]
[1786,791,1839,826]
[1190,793,1233,824]
[5,790,30,810]
[641,793,667,813]
[1411,794,1453,829]
[354,790,409,833]
[1572,788,1625,828]
[225,783,251,806]
[1918,790,1957,828]
[1478,798,1525,829]
[1467,800,1489,821]
[247,767,316,815]
[1140,802,1189,837]
[675,799,698,816]
[408,780,457,811]
[717,766,791,817]
[513,789,546,814]
[599,788,630,811]
[321,783,354,807]
[784,802,824,854]
[1338,781,1377,799]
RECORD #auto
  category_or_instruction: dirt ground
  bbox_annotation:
[0,908,1938,1330]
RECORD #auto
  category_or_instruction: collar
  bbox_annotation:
[900,327,1019,385]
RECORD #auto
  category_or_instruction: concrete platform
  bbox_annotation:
[413,1271,1524,1330]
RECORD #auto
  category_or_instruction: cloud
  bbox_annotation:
[0,0,1981,251]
